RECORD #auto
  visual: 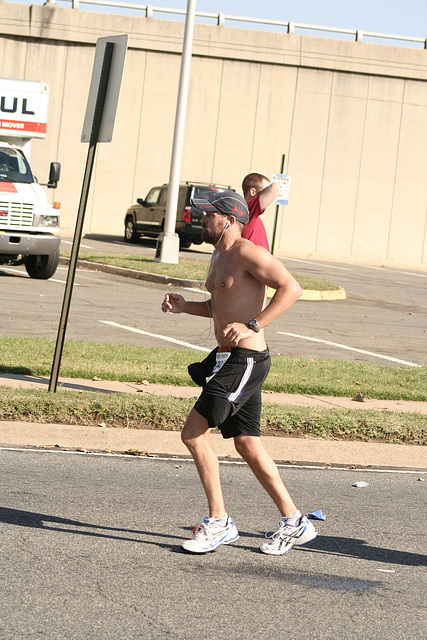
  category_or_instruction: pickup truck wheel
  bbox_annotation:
[125,217,139,243]
[179,237,192,249]
[25,250,59,279]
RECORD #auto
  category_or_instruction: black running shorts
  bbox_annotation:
[190,346,271,439]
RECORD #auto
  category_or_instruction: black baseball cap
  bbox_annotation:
[191,190,249,225]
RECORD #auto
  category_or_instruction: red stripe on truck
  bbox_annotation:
[0,182,17,192]
[0,120,47,134]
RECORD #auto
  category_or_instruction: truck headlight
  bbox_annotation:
[39,215,59,227]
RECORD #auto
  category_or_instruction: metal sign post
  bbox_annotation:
[49,35,127,392]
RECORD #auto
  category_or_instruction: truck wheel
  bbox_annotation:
[179,236,192,249]
[125,217,139,243]
[25,250,59,279]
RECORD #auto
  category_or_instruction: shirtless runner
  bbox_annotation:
[161,190,317,555]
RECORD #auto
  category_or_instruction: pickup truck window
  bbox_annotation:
[144,187,161,206]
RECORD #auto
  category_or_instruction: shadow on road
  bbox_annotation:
[301,533,427,567]
[0,506,183,551]
[0,373,119,394]
[2,507,426,568]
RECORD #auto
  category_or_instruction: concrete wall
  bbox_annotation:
[1,2,427,269]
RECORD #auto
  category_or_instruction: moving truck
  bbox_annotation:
[0,77,61,279]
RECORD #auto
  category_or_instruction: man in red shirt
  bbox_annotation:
[241,173,281,251]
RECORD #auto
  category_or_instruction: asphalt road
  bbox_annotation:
[1,448,426,640]
[0,234,425,366]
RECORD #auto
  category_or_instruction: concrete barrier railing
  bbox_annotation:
[39,0,427,49]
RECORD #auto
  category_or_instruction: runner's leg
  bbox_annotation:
[234,434,297,517]
[181,407,226,519]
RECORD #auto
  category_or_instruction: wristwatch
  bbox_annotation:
[247,318,260,333]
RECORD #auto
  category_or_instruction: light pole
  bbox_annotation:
[156,0,197,263]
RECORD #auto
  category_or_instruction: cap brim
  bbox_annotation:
[191,197,220,212]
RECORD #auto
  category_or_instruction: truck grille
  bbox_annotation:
[0,201,34,228]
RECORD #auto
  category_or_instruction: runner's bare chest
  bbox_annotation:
[205,250,243,297]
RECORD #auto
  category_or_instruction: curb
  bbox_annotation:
[299,286,347,301]
[267,286,346,301]
[1,422,426,471]
[59,257,204,290]
[59,258,346,300]
[1,375,426,471]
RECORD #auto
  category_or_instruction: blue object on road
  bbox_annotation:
[307,510,326,521]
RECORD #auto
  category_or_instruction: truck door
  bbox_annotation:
[154,186,168,231]
[136,186,161,228]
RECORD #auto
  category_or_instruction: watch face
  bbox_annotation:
[248,319,259,332]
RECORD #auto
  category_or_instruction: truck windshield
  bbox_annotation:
[0,148,33,184]
[193,187,225,199]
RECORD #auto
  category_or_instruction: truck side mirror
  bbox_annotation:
[47,162,61,188]
[136,198,145,206]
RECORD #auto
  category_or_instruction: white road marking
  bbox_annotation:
[376,569,396,573]
[277,331,421,367]
[100,320,211,352]
[61,240,94,249]
[347,263,386,270]
[49,278,78,285]
[282,257,352,271]
[397,271,427,278]
[183,287,209,295]
[0,266,78,284]
[0,266,24,275]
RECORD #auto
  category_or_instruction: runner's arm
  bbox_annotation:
[161,293,212,317]
[222,247,301,345]
[244,245,302,326]
[258,181,280,211]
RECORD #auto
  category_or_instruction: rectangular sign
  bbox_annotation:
[272,173,291,205]
[81,34,128,143]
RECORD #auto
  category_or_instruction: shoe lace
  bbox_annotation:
[265,517,302,540]
[264,521,286,540]
[192,520,221,541]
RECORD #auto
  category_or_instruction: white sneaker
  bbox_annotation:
[259,515,317,556]
[182,516,239,554]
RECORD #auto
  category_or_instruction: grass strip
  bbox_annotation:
[1,336,425,401]
[1,387,425,445]
[60,252,341,291]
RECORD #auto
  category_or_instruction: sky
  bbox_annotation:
[9,0,427,43]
